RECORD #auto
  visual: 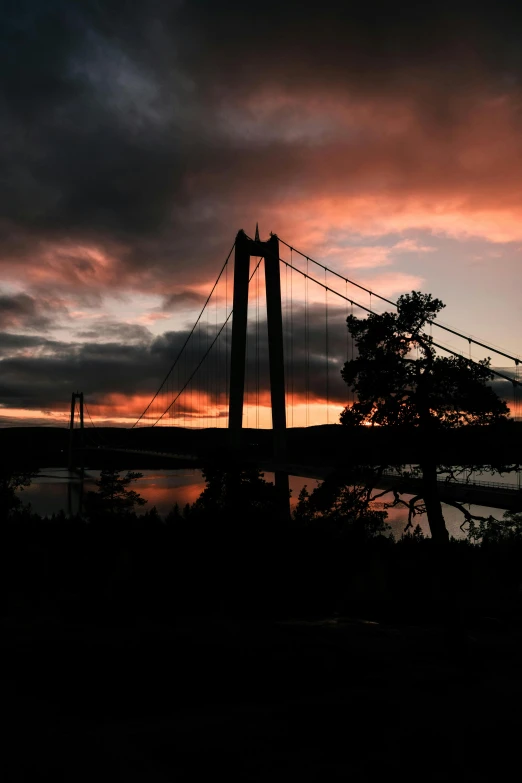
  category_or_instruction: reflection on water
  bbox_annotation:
[20,469,322,518]
[18,468,506,540]
[21,469,207,518]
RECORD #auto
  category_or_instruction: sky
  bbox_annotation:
[1,0,521,427]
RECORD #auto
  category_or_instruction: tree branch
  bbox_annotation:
[443,499,497,532]
[370,487,396,502]
[382,490,425,532]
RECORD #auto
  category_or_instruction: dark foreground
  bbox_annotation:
[3,613,522,782]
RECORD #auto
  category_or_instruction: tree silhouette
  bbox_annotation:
[293,473,390,540]
[0,467,36,518]
[192,466,279,521]
[341,291,509,543]
[84,468,147,517]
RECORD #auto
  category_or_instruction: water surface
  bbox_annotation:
[18,468,511,540]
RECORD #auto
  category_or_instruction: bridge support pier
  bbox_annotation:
[228,229,290,517]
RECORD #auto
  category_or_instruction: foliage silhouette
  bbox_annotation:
[340,291,509,543]
[0,466,36,518]
[191,465,280,522]
[84,468,147,517]
[293,470,391,542]
[468,509,522,544]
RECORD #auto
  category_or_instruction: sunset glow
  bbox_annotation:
[1,2,521,427]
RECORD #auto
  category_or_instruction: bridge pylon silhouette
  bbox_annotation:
[68,391,84,473]
[229,229,290,513]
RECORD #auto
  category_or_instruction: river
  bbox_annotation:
[17,468,512,540]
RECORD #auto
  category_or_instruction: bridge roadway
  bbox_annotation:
[84,446,522,511]
[263,463,522,512]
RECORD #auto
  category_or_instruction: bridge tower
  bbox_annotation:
[68,391,84,473]
[228,229,289,514]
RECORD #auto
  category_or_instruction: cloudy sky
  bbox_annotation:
[1,0,521,427]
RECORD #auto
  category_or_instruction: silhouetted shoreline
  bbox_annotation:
[1,421,520,468]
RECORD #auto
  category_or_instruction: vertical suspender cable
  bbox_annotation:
[305,258,310,427]
[290,253,294,427]
[198,322,201,429]
[351,300,354,406]
[513,362,521,421]
[345,280,349,362]
[303,257,307,429]
[225,263,228,427]
[215,283,218,427]
[256,258,260,429]
[513,361,522,490]
[285,262,288,423]
[182,338,185,429]
[325,267,329,425]
[206,295,209,428]
[218,278,221,428]
[189,327,193,428]
[245,260,249,430]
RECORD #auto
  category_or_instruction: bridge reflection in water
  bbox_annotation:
[23,466,518,543]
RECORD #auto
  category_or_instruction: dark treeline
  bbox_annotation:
[2,465,522,629]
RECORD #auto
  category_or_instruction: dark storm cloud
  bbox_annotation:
[160,290,207,311]
[172,1,522,97]
[3,0,522,290]
[1,0,190,278]
[0,292,67,331]
[0,340,156,410]
[0,325,206,411]
[0,332,56,357]
[76,319,153,343]
[0,304,352,413]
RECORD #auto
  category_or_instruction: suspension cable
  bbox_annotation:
[82,401,108,447]
[280,258,522,388]
[278,236,521,365]
[152,259,263,426]
[84,402,98,431]
[245,266,249,430]
[131,242,235,429]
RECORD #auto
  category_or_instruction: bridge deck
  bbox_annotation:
[267,463,521,511]
[83,447,521,511]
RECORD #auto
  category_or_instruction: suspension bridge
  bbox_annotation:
[69,227,522,511]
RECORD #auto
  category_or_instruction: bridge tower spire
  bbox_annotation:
[228,228,289,515]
